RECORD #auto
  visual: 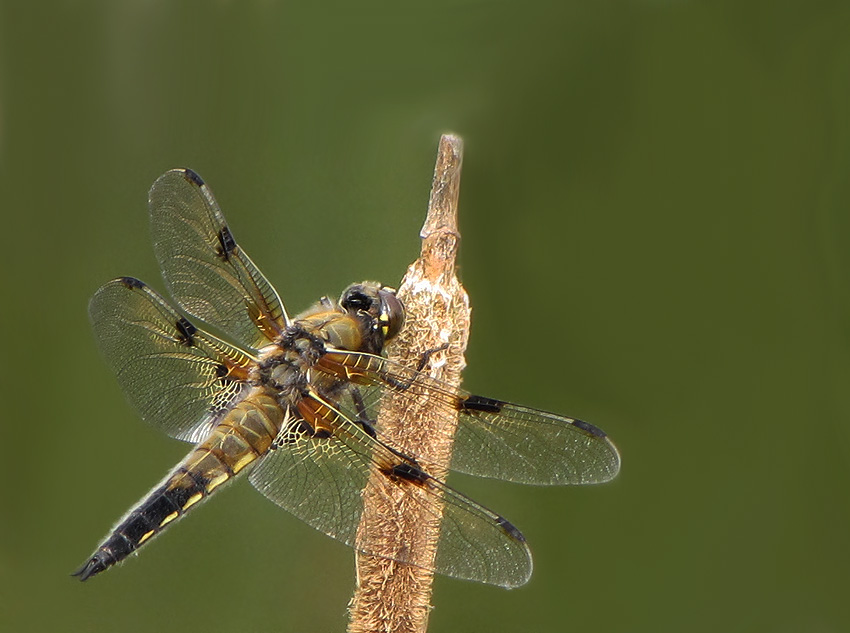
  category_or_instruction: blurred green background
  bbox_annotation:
[2,1,849,632]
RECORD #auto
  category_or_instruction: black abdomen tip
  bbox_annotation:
[71,553,110,582]
[72,533,133,581]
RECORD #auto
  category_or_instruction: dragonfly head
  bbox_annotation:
[340,282,405,343]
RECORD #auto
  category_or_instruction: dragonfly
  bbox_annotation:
[73,168,621,589]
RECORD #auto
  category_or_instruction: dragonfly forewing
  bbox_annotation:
[149,168,288,349]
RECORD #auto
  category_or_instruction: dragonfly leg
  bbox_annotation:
[414,343,450,373]
[347,384,378,438]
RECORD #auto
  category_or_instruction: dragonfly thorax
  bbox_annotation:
[283,282,404,357]
[255,343,313,400]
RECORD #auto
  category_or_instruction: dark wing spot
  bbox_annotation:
[118,276,146,290]
[182,168,205,187]
[216,226,237,261]
[313,428,332,439]
[388,462,429,484]
[356,419,377,438]
[496,516,526,543]
[572,419,607,438]
[175,317,197,346]
[297,420,316,436]
[459,395,504,414]
[215,363,229,378]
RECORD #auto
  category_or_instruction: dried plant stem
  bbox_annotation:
[347,135,469,633]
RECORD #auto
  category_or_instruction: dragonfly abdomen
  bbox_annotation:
[73,390,284,581]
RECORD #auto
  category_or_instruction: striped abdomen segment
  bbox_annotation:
[73,390,284,581]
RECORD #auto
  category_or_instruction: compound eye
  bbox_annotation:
[378,288,405,341]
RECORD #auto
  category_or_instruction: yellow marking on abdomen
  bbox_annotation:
[231,452,255,474]
[182,492,204,510]
[205,471,230,492]
[138,530,155,545]
[160,511,179,527]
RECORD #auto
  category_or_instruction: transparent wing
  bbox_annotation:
[89,277,256,443]
[248,395,532,588]
[316,351,621,485]
[149,168,288,350]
